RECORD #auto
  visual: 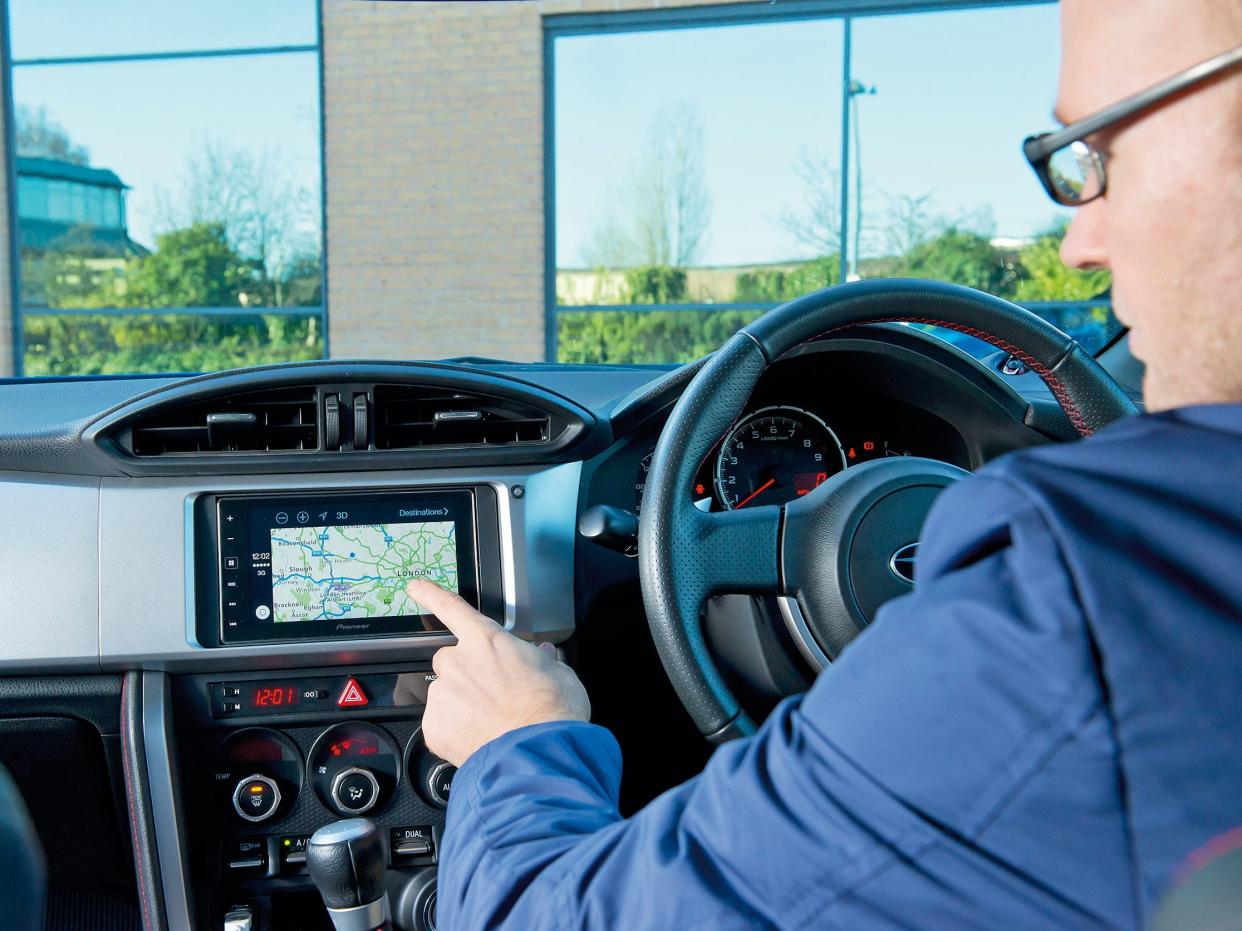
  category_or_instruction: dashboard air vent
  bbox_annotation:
[372,384,551,449]
[128,386,319,455]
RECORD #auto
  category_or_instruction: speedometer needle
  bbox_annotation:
[735,478,776,509]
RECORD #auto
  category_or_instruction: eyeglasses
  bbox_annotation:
[1024,43,1242,206]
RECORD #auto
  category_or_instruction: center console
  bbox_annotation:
[175,662,448,930]
[168,481,522,930]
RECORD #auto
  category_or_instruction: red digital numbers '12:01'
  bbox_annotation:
[252,685,299,708]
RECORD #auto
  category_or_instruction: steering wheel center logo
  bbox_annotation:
[888,543,919,583]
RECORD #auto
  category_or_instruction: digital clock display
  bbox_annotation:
[251,685,300,708]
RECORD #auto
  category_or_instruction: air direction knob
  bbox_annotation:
[331,766,381,815]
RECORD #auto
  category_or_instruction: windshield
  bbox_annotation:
[4,0,1118,379]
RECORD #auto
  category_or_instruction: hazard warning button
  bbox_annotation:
[337,678,369,708]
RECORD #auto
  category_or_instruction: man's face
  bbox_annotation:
[1058,0,1242,410]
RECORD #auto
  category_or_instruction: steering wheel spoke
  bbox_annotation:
[688,504,782,597]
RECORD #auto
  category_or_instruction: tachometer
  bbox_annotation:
[714,406,847,509]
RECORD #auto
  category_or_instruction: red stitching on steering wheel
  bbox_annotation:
[811,317,1094,437]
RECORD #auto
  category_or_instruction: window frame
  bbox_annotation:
[542,0,1101,364]
[0,0,329,376]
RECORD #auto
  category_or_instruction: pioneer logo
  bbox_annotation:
[335,622,370,632]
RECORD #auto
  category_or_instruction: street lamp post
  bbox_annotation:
[847,78,877,282]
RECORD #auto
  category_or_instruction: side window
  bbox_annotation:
[7,0,326,376]
[550,2,1117,365]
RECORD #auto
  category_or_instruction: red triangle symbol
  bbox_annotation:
[337,678,368,707]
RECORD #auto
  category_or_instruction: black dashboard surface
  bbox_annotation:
[0,326,1075,478]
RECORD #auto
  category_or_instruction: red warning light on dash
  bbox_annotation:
[337,678,369,708]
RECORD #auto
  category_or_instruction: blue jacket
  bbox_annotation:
[437,405,1242,930]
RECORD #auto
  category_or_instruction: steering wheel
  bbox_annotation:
[638,279,1137,743]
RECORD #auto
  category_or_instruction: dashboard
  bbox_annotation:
[0,324,1137,930]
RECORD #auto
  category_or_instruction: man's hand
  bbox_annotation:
[407,579,591,767]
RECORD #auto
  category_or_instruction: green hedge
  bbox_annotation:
[23,313,323,376]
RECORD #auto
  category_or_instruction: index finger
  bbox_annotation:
[406,579,499,638]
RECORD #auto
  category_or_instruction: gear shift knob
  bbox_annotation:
[307,818,391,931]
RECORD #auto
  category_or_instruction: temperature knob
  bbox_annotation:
[233,773,281,822]
[331,767,381,815]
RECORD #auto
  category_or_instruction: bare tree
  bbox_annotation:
[155,139,319,305]
[634,101,711,265]
[581,208,636,269]
[15,105,90,165]
[777,148,843,257]
[582,101,712,268]
[883,192,938,257]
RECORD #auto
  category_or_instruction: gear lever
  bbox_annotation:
[307,818,392,931]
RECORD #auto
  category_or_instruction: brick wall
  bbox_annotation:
[323,0,546,362]
[321,0,738,363]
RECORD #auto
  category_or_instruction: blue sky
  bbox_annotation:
[10,1,1069,266]
[9,0,320,251]
[554,2,1072,267]
[9,0,316,59]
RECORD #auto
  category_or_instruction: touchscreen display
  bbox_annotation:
[216,490,478,644]
[269,517,457,624]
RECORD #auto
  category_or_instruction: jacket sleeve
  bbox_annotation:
[435,475,1125,930]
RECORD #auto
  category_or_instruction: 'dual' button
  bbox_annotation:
[391,825,433,857]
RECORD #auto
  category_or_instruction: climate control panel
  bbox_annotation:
[174,663,450,929]
[206,720,451,834]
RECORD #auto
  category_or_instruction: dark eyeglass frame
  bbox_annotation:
[1024,43,1242,206]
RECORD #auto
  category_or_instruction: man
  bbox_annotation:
[406,1,1242,926]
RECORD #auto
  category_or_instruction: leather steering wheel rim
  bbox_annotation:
[637,278,1138,743]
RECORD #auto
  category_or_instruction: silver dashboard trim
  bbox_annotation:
[91,462,578,671]
[0,473,102,671]
[495,479,519,629]
[776,595,831,672]
[142,670,193,929]
[0,461,577,672]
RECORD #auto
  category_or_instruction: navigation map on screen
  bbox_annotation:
[269,521,458,623]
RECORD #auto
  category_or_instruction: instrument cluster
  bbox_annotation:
[637,394,970,513]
